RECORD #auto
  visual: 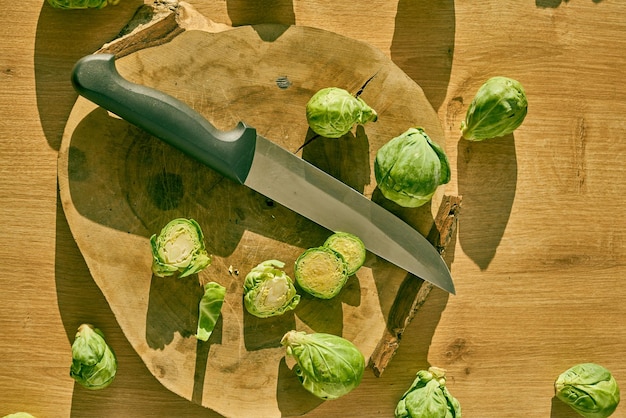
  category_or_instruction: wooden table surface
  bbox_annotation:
[1,1,625,417]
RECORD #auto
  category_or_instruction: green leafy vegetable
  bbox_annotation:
[70,324,117,390]
[306,87,377,138]
[460,76,528,141]
[294,246,348,299]
[374,127,450,208]
[323,232,366,276]
[281,330,365,400]
[46,0,119,9]
[555,363,620,418]
[196,282,226,342]
[243,260,300,318]
[395,366,461,418]
[150,218,212,278]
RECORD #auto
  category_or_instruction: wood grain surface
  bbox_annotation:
[2,0,626,417]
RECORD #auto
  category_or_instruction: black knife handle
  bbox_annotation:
[71,53,257,184]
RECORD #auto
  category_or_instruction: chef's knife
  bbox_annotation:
[71,54,455,294]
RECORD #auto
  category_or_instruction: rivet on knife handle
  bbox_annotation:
[71,53,257,184]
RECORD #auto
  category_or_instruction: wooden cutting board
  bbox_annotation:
[57,3,457,417]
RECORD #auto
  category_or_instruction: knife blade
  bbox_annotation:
[70,53,455,294]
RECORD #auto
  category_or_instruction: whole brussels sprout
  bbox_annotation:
[243,260,300,318]
[70,324,117,390]
[47,0,119,9]
[395,366,461,418]
[281,330,365,400]
[306,87,377,138]
[555,363,620,418]
[374,127,450,208]
[460,76,528,141]
[150,218,212,278]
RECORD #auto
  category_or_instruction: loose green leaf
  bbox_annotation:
[196,282,226,342]
[70,324,117,390]
[150,218,212,278]
[555,363,620,418]
[243,260,300,318]
[281,330,365,400]
[374,127,450,208]
[306,87,377,138]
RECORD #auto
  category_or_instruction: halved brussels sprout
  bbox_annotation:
[374,127,450,208]
[281,330,365,400]
[555,363,620,418]
[323,232,366,276]
[150,218,212,278]
[306,87,377,138]
[70,324,117,390]
[294,246,348,299]
[395,366,461,418]
[460,76,528,141]
[243,260,300,318]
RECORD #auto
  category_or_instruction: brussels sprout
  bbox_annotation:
[395,366,461,418]
[3,414,36,418]
[150,218,212,278]
[243,260,300,318]
[281,330,365,400]
[196,282,226,341]
[460,76,528,141]
[306,87,377,138]
[555,363,620,418]
[374,127,450,208]
[294,246,348,299]
[70,324,117,390]
[47,0,119,9]
[323,232,366,276]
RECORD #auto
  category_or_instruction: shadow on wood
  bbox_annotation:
[457,135,517,270]
[391,0,455,111]
[34,0,143,150]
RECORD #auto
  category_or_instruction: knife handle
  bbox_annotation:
[71,54,257,184]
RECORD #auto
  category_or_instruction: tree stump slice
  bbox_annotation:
[57,2,460,416]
